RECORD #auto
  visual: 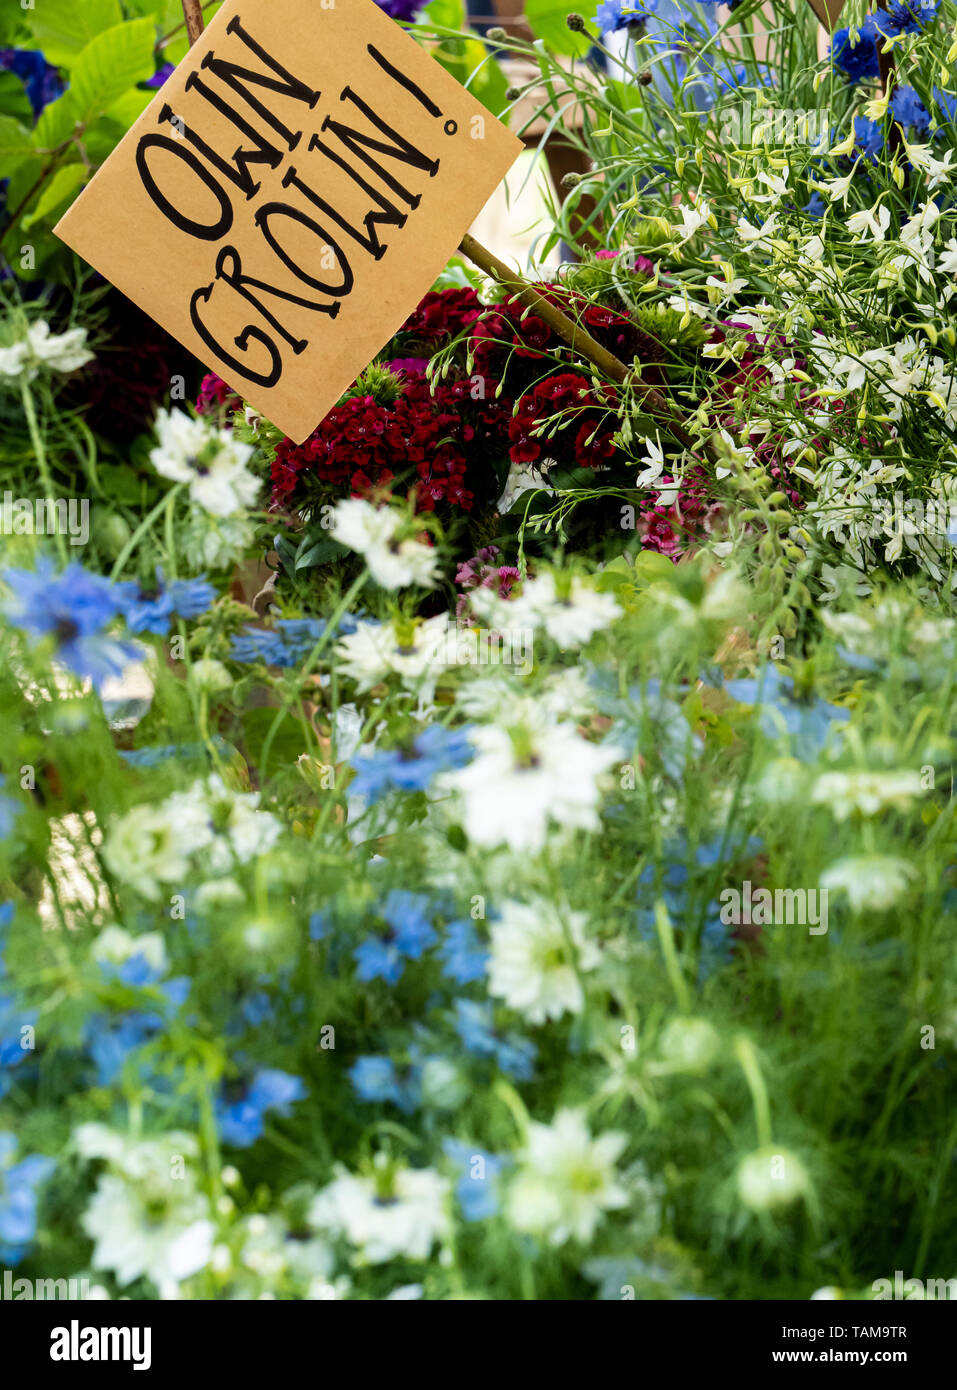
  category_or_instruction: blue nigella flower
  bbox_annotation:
[0,993,35,1096]
[442,1139,508,1221]
[349,724,474,803]
[0,776,21,840]
[453,1000,536,1081]
[117,567,215,635]
[438,919,489,985]
[119,737,230,769]
[1,557,140,691]
[217,1068,307,1147]
[349,1055,421,1112]
[229,617,355,667]
[86,1012,165,1087]
[722,663,850,757]
[0,1133,55,1264]
[354,892,437,983]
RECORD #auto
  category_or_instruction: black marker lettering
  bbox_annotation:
[255,202,352,303]
[190,282,284,388]
[215,245,335,340]
[175,77,285,199]
[136,134,234,240]
[319,88,439,210]
[283,162,404,261]
[366,45,443,116]
[201,15,321,152]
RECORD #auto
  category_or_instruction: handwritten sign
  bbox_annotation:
[54,0,521,442]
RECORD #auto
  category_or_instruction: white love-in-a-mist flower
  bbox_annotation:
[150,408,260,517]
[330,497,439,589]
[506,1108,630,1245]
[0,319,95,383]
[819,855,917,911]
[487,898,600,1024]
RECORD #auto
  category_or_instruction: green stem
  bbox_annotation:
[21,380,66,564]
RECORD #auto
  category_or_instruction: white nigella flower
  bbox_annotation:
[487,898,600,1023]
[182,507,255,572]
[0,319,94,382]
[150,408,260,517]
[331,497,439,590]
[819,855,917,911]
[506,1108,629,1245]
[75,1126,214,1295]
[308,1158,449,1264]
[92,926,167,975]
[335,614,452,696]
[811,769,924,819]
[473,572,620,651]
[165,775,281,873]
[736,1146,809,1212]
[103,800,201,900]
[442,714,621,853]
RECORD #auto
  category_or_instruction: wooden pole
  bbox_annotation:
[181,0,206,45]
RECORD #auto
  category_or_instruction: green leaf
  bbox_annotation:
[102,88,155,133]
[65,19,157,129]
[524,0,592,57]
[21,162,88,230]
[28,0,124,66]
[33,92,80,151]
[295,537,347,571]
[422,0,466,27]
[0,114,35,180]
[0,71,34,125]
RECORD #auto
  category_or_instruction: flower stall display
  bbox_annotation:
[0,0,956,1317]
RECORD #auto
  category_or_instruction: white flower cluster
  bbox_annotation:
[103,774,281,899]
[331,496,439,589]
[0,319,94,383]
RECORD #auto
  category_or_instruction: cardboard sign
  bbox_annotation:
[804,0,847,29]
[54,0,521,442]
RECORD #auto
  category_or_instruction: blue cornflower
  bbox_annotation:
[442,1140,508,1222]
[217,1068,306,1147]
[0,49,63,117]
[723,664,850,757]
[438,919,489,985]
[596,0,657,33]
[832,19,880,84]
[453,1000,536,1081]
[882,0,939,34]
[349,724,474,803]
[0,1133,55,1264]
[0,776,20,840]
[229,617,354,667]
[1,557,139,691]
[891,85,930,134]
[854,114,885,161]
[118,567,215,635]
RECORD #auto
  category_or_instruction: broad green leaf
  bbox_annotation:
[22,162,88,230]
[0,114,35,180]
[524,0,592,57]
[65,19,157,129]
[103,88,155,132]
[28,0,124,66]
[423,0,466,28]
[0,71,34,125]
[33,92,80,151]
